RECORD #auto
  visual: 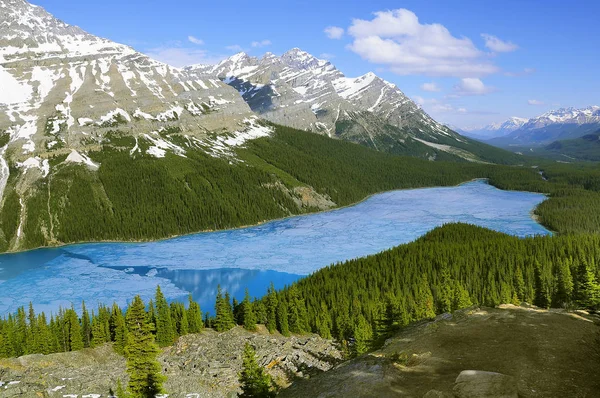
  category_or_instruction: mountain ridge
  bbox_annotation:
[187,48,522,163]
[473,106,600,147]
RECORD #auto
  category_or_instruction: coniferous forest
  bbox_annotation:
[1,125,600,396]
[4,124,600,252]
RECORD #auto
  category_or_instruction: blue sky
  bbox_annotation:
[34,0,600,129]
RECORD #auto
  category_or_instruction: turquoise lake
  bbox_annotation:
[0,180,550,316]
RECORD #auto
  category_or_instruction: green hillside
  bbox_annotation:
[1,123,598,253]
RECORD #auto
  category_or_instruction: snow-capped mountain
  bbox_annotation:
[487,106,600,147]
[462,117,529,140]
[187,49,471,153]
[522,106,600,129]
[0,0,253,184]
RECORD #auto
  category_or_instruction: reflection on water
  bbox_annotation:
[103,266,301,314]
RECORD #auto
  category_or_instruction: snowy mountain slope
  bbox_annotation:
[462,117,529,140]
[0,0,254,188]
[186,49,486,159]
[486,106,600,147]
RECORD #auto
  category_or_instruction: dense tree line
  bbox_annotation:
[269,223,600,354]
[3,224,598,361]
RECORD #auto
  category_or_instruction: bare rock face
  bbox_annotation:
[0,0,253,198]
[0,326,342,398]
[187,48,462,146]
[453,370,518,398]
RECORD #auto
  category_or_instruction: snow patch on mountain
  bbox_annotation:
[65,150,99,169]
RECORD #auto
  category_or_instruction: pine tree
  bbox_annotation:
[155,286,175,347]
[265,284,278,333]
[91,312,107,348]
[452,282,473,311]
[436,264,453,313]
[315,301,332,339]
[110,303,127,356]
[353,314,373,356]
[238,343,275,398]
[26,303,36,354]
[242,289,257,331]
[215,286,235,332]
[574,259,600,309]
[81,301,92,348]
[187,294,203,334]
[276,301,289,337]
[553,259,574,307]
[66,308,84,351]
[116,378,127,398]
[124,295,165,398]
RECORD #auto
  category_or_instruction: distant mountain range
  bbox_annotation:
[461,117,529,140]
[462,107,600,147]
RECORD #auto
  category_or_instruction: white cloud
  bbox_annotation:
[421,82,441,92]
[481,34,518,53]
[226,44,244,52]
[251,40,272,48]
[324,26,345,39]
[528,99,545,105]
[453,78,495,96]
[188,36,204,45]
[347,9,498,77]
[320,53,336,60]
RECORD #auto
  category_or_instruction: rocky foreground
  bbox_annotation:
[0,326,342,397]
[1,305,599,397]
[280,305,600,398]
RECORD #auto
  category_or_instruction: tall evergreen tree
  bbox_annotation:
[124,295,165,398]
[110,303,127,356]
[187,294,204,334]
[81,301,92,348]
[66,308,84,352]
[214,286,235,332]
[238,343,275,398]
[276,301,289,337]
[155,286,175,347]
[265,284,278,333]
[242,289,257,331]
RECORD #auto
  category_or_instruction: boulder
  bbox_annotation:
[453,370,518,398]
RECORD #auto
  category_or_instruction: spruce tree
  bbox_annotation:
[81,301,92,348]
[187,294,203,334]
[276,301,289,337]
[265,284,278,333]
[110,303,127,356]
[353,314,373,356]
[574,259,600,309]
[124,295,165,397]
[66,308,84,351]
[242,289,257,331]
[316,301,332,339]
[238,343,275,398]
[215,286,235,332]
[155,286,175,347]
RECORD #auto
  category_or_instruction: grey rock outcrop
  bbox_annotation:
[0,0,253,199]
[453,370,518,398]
[0,326,342,398]
[186,49,467,149]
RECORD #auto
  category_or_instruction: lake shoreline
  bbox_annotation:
[1,177,546,255]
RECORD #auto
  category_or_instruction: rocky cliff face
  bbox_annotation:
[187,49,464,149]
[0,0,253,198]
